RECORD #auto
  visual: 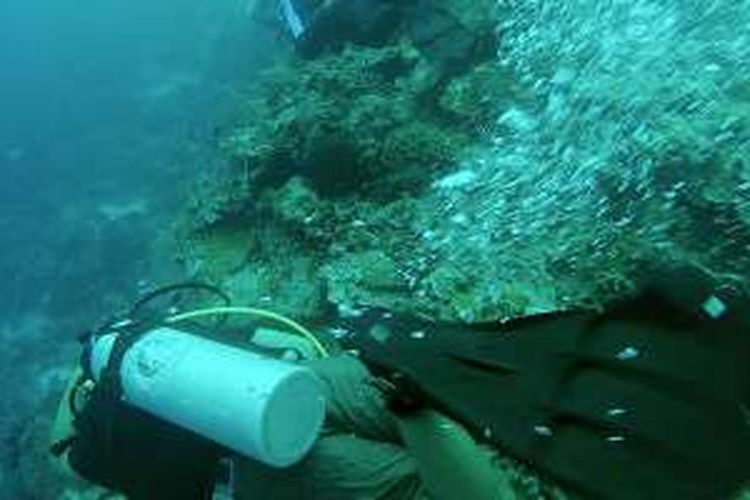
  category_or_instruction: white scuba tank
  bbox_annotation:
[88,326,326,467]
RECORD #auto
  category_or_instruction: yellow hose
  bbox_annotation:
[165,306,329,358]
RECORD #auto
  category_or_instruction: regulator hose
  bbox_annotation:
[165,306,330,358]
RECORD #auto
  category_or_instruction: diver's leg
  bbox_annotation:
[234,433,427,499]
[397,410,515,500]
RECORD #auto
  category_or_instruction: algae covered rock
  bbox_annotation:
[179,0,750,327]
[175,212,256,281]
[419,258,558,321]
[439,61,523,126]
[323,249,410,310]
[218,40,475,199]
[267,176,326,228]
[224,253,326,319]
[183,167,253,230]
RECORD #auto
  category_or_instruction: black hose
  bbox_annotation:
[128,283,231,320]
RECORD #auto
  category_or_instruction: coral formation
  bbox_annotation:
[176,0,750,325]
[215,40,475,199]
[167,2,750,495]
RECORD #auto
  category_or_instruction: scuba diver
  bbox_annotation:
[252,0,496,70]
[251,0,407,57]
[49,267,750,499]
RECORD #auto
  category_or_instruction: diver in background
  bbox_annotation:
[252,0,496,71]
[251,0,406,57]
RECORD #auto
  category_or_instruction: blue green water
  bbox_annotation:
[0,0,278,494]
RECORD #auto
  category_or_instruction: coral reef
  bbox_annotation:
[173,0,750,328]
[177,1,750,324]
[166,2,750,496]
[174,2,522,319]
[216,40,475,199]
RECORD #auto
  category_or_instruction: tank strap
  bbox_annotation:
[99,321,160,402]
[79,320,161,466]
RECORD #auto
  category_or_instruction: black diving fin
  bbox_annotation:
[335,269,750,500]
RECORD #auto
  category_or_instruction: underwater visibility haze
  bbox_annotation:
[0,0,749,497]
[0,0,277,495]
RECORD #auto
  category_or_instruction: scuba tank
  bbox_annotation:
[86,324,326,467]
[51,283,330,498]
